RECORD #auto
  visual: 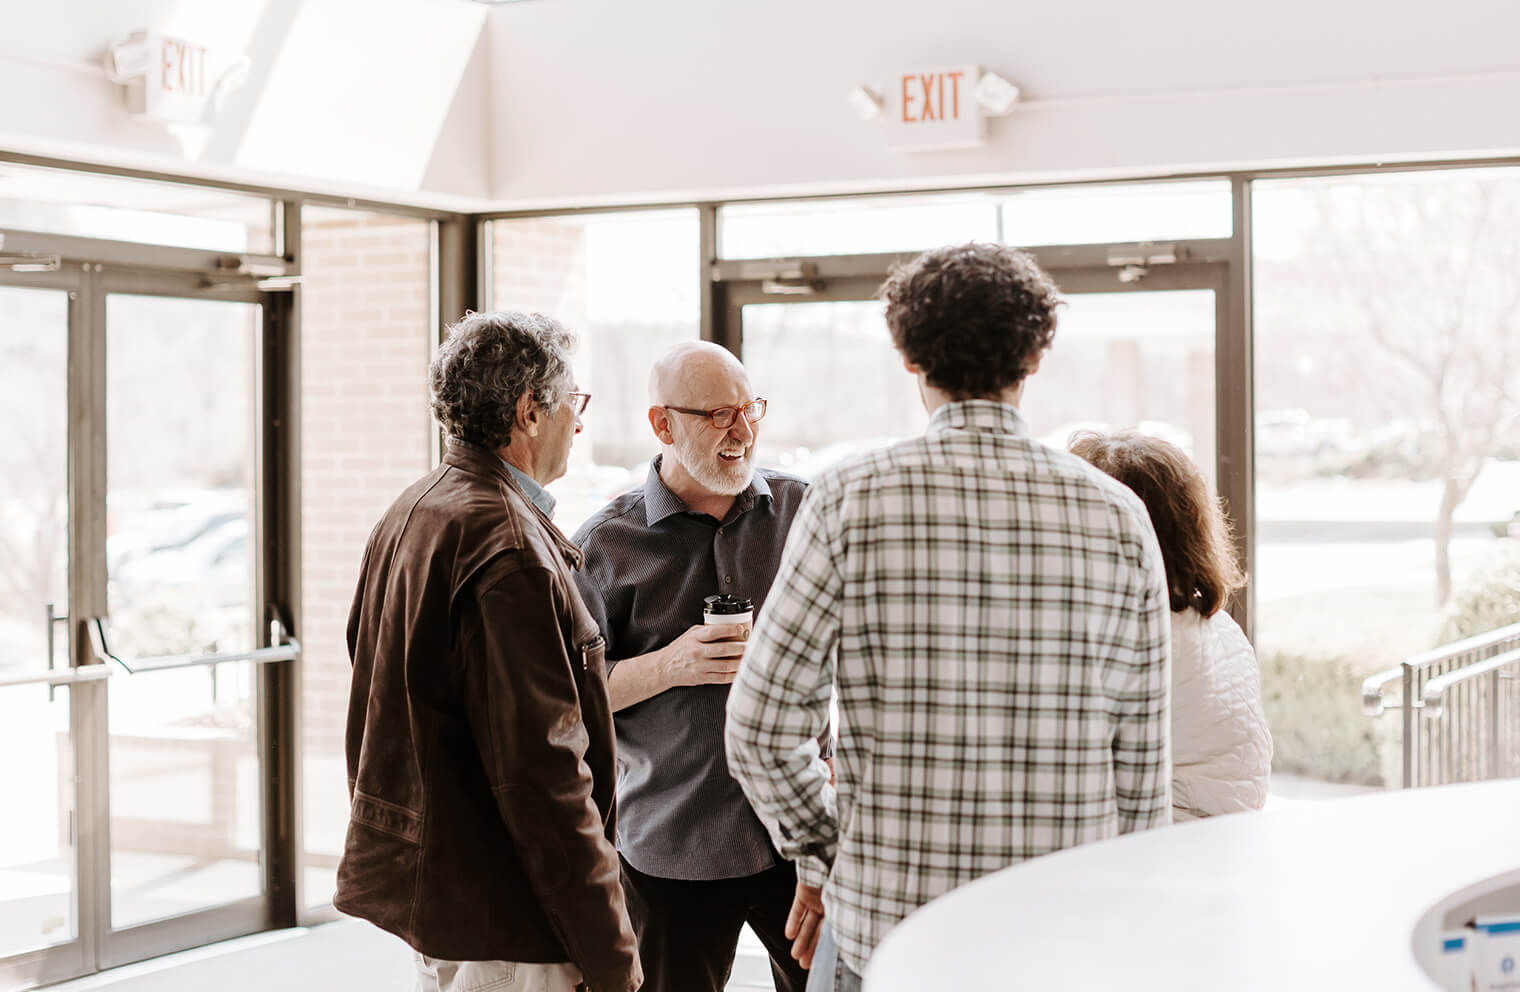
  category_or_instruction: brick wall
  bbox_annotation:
[491,218,589,325]
[295,212,695,885]
[298,209,431,872]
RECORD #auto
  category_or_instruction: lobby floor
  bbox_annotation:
[37,779,1369,991]
[43,919,777,992]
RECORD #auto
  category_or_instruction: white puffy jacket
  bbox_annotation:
[1169,608,1273,821]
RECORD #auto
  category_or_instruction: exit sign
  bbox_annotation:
[120,33,213,123]
[889,64,983,151]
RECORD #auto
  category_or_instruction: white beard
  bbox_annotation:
[671,430,754,495]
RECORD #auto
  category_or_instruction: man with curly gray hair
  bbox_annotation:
[338,311,642,992]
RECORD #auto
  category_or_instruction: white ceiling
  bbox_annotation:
[0,0,1517,207]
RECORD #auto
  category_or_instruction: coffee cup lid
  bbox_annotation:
[703,593,753,614]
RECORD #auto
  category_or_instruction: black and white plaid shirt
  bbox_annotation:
[726,400,1173,973]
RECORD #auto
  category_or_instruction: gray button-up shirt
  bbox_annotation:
[573,457,809,880]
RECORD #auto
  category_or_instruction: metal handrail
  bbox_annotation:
[1403,623,1520,669]
[1363,621,1520,788]
[1422,647,1520,719]
[0,664,111,690]
[1363,622,1520,717]
[1361,666,1408,717]
[87,614,301,675]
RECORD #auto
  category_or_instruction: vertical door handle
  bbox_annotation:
[45,602,68,702]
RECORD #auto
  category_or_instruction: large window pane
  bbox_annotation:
[999,180,1231,246]
[106,296,257,659]
[721,194,998,259]
[491,210,699,535]
[1025,291,1216,489]
[299,207,432,910]
[104,294,263,928]
[742,292,1216,487]
[0,287,76,957]
[1253,168,1520,791]
[0,162,277,254]
[0,286,68,674]
[0,684,75,957]
[742,300,927,474]
[108,663,261,928]
[719,181,1231,260]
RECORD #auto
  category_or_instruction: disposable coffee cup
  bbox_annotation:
[703,594,753,638]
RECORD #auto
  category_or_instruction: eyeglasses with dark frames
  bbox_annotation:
[663,397,767,430]
[567,391,592,417]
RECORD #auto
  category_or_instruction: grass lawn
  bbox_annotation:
[1255,581,1441,677]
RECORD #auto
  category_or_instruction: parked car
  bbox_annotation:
[107,489,247,573]
[774,437,901,480]
[1255,409,1353,459]
[1038,420,1196,458]
[113,517,250,611]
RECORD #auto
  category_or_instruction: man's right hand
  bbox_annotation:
[785,882,826,970]
[659,623,748,687]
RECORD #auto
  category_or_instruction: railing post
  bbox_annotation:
[1489,669,1502,779]
[1369,623,1520,790]
[1402,663,1415,788]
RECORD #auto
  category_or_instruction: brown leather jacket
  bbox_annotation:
[335,440,640,992]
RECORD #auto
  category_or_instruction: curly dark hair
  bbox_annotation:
[428,311,576,450]
[881,242,1063,399]
[1068,429,1246,616]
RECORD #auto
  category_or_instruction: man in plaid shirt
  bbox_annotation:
[725,243,1172,991]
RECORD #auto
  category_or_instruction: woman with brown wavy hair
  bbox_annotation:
[1070,429,1272,821]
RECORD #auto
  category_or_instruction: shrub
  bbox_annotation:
[1258,650,1389,786]
[1437,539,1520,643]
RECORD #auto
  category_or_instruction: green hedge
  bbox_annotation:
[1437,539,1520,642]
[1259,650,1389,787]
[1256,541,1519,789]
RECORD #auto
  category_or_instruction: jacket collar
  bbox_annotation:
[443,438,583,569]
[927,399,1029,440]
[642,454,772,526]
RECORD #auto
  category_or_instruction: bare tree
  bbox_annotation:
[1271,178,1520,604]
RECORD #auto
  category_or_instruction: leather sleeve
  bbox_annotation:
[460,554,641,992]
[345,542,371,666]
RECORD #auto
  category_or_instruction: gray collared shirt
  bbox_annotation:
[572,457,809,880]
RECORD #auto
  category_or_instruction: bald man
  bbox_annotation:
[572,343,814,992]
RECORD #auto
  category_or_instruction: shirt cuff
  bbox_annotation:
[797,855,831,889]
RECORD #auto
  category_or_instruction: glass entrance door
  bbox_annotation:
[740,299,928,476]
[1028,288,1219,488]
[729,270,1227,505]
[0,267,292,989]
[0,275,91,988]
[101,288,269,957]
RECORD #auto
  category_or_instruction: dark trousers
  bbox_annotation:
[619,855,809,992]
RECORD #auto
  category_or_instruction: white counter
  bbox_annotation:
[864,780,1520,991]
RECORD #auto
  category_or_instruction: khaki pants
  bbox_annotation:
[414,952,585,992]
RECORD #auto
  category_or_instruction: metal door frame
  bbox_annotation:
[0,250,299,988]
[0,264,96,989]
[710,236,1253,635]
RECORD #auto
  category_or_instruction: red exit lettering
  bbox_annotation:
[901,70,965,123]
[160,38,207,98]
